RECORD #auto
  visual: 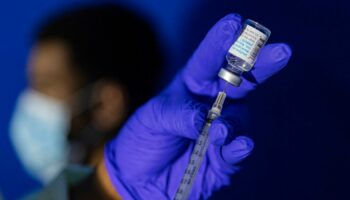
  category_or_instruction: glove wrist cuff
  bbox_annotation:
[104,147,134,199]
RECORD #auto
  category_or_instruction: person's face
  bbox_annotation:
[24,39,128,165]
[28,39,83,101]
[27,39,127,135]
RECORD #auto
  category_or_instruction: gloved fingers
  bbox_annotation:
[181,14,292,100]
[182,14,242,93]
[209,118,235,146]
[220,136,254,165]
[141,96,208,140]
[225,43,292,99]
[251,43,292,83]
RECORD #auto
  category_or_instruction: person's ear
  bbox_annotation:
[90,80,128,133]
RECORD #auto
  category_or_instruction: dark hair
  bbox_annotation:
[36,4,162,114]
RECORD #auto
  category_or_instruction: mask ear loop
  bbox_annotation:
[67,80,103,118]
[67,80,114,164]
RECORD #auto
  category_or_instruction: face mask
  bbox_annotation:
[10,89,70,184]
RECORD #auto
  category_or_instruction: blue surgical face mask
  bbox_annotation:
[10,89,70,184]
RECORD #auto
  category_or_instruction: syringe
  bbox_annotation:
[173,19,270,200]
[174,91,227,200]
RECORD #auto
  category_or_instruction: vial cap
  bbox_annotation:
[218,68,242,87]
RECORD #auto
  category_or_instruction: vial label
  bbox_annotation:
[228,25,267,66]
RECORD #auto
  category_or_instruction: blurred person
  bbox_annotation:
[9,4,162,187]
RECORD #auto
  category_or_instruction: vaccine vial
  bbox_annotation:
[218,19,271,86]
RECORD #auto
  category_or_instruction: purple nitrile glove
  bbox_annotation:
[105,94,251,200]
[182,14,292,99]
[104,13,292,200]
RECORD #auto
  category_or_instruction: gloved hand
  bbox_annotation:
[181,14,292,99]
[104,14,292,199]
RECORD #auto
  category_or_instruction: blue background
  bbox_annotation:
[1,0,349,199]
